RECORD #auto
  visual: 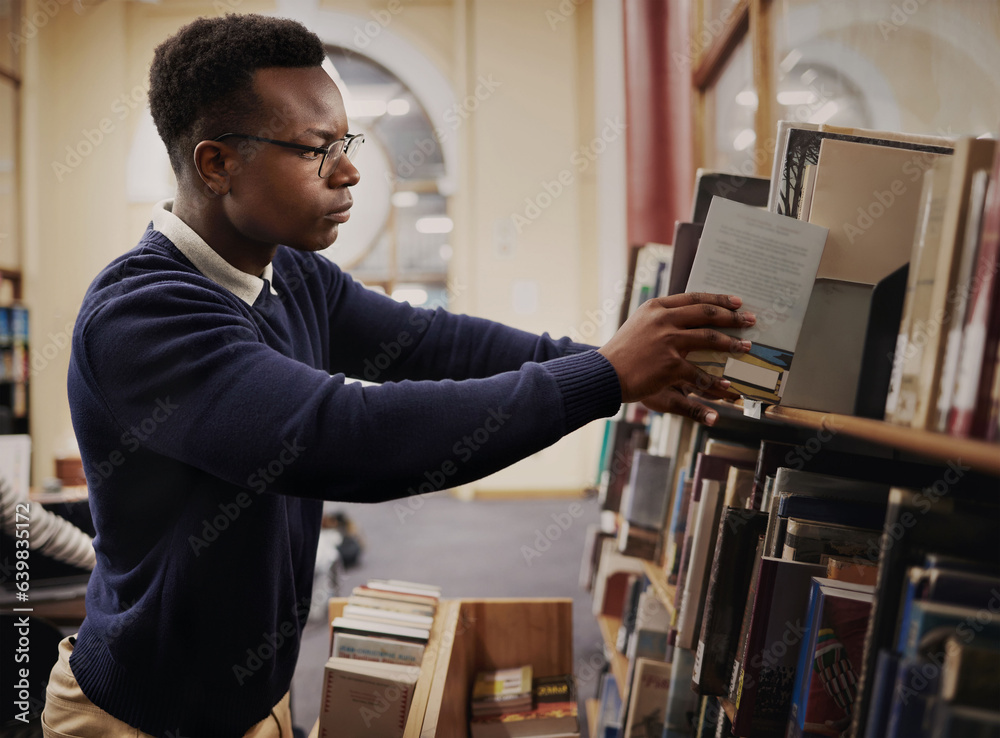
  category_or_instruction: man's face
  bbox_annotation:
[221,66,360,252]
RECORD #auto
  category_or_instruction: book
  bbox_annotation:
[939,637,1000,709]
[684,197,829,404]
[730,556,827,736]
[667,221,704,297]
[825,556,879,587]
[663,648,700,738]
[622,658,671,738]
[886,158,955,424]
[331,616,430,645]
[342,604,435,628]
[364,579,441,598]
[470,674,579,738]
[347,594,436,618]
[692,507,768,695]
[780,518,882,565]
[912,136,998,430]
[770,124,953,220]
[690,169,770,224]
[621,450,674,531]
[596,672,623,738]
[317,656,420,738]
[850,488,1000,738]
[351,585,439,608]
[331,631,425,667]
[950,146,1000,437]
[786,583,873,738]
[471,666,534,717]
[935,168,990,430]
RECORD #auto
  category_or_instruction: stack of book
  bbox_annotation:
[469,668,579,738]
[318,579,440,738]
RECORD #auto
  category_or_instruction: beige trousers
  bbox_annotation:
[41,636,293,738]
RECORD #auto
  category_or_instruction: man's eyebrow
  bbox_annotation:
[304,127,342,141]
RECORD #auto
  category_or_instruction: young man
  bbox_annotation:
[42,13,754,738]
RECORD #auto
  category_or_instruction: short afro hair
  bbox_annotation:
[149,14,326,174]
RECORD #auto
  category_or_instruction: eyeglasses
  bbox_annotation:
[213,132,365,178]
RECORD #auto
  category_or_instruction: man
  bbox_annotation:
[42,13,754,738]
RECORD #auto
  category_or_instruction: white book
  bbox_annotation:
[331,631,425,667]
[364,581,442,599]
[347,595,436,617]
[343,605,434,628]
[684,197,828,405]
[331,616,430,644]
[674,479,723,650]
[318,657,420,738]
[368,578,442,594]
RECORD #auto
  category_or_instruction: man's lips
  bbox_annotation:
[326,203,352,223]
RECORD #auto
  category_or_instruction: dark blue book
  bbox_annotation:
[776,493,887,532]
[862,649,899,738]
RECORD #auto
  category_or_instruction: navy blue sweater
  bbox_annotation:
[66,226,622,736]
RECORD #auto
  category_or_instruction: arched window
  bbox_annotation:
[323,47,451,309]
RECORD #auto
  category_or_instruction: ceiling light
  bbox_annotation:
[387,99,411,116]
[391,191,419,208]
[416,217,454,234]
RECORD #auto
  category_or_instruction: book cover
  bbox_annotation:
[318,657,419,738]
[940,637,1000,709]
[331,616,430,645]
[667,221,704,297]
[596,672,622,738]
[690,169,770,224]
[772,125,952,220]
[663,648,700,738]
[342,604,434,628]
[730,556,826,737]
[622,658,671,738]
[347,594,436,617]
[622,450,674,531]
[787,584,873,738]
[693,507,768,696]
[331,631,425,667]
[684,197,829,405]
[470,674,578,738]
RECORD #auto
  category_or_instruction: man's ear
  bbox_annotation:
[192,140,237,197]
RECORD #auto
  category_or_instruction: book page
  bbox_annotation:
[687,198,828,351]
[685,198,828,403]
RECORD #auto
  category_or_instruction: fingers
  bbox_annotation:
[673,327,753,356]
[655,292,743,311]
[662,302,757,330]
[643,389,720,426]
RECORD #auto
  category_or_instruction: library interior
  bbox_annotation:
[1,1,1000,737]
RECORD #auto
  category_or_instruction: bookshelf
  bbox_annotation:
[310,597,574,737]
[596,614,630,700]
[711,399,1000,477]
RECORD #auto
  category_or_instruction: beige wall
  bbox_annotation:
[22,0,608,494]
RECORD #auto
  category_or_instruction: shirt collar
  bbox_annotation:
[151,199,278,307]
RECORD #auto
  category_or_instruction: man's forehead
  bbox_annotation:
[252,66,347,135]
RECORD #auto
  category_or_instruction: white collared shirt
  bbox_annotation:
[151,198,279,307]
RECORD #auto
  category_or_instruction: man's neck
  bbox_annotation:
[171,193,276,278]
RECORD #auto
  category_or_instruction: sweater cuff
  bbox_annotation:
[543,350,622,433]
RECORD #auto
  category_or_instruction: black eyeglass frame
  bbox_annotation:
[212,132,365,178]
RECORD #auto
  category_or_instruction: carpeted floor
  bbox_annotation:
[291,491,607,736]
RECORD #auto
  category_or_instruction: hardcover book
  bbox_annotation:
[318,657,419,738]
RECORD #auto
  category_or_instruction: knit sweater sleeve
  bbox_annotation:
[319,256,594,383]
[73,274,621,504]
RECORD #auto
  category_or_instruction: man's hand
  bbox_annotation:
[597,292,755,425]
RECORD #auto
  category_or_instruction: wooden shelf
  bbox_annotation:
[641,560,677,616]
[586,698,600,738]
[312,598,573,737]
[712,399,1000,477]
[596,614,629,700]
